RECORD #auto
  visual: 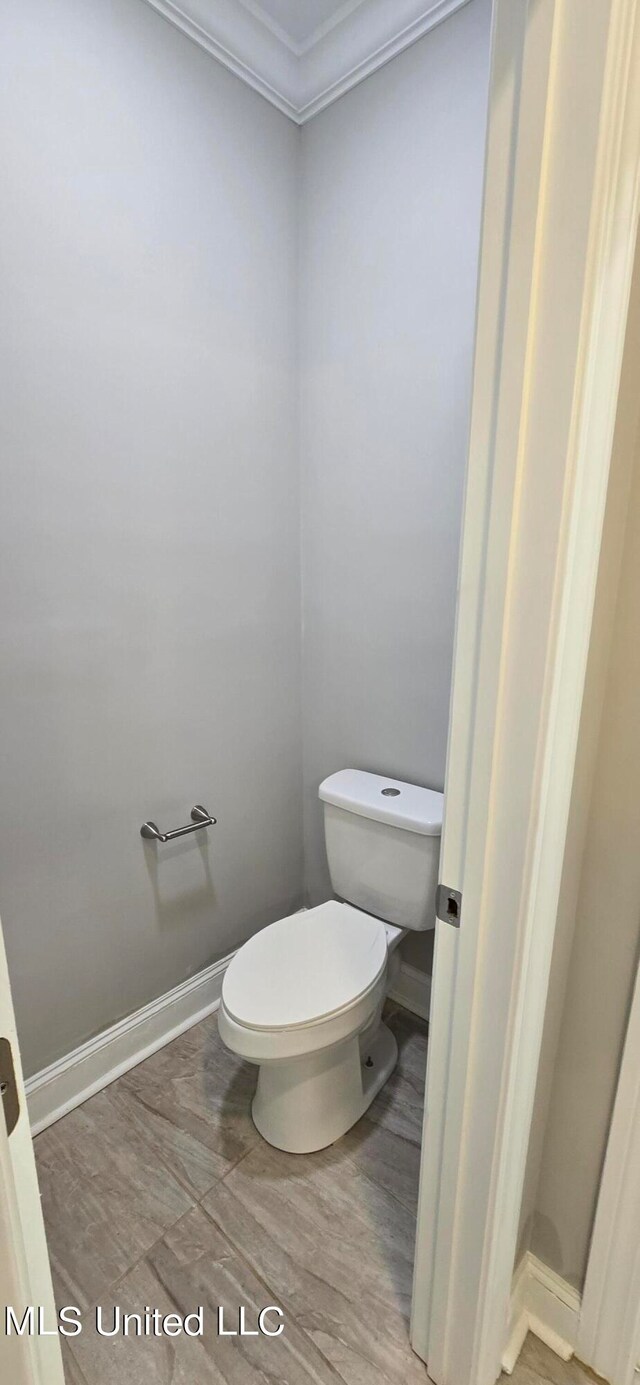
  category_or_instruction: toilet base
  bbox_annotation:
[251,1020,398,1154]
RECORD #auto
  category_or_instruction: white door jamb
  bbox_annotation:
[410,3,640,1385]
[577,955,640,1385]
[0,925,65,1385]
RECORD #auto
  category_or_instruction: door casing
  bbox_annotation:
[0,922,64,1385]
[411,2,640,1384]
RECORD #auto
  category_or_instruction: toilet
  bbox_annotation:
[218,768,443,1153]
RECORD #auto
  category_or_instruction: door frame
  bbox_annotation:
[0,922,64,1385]
[411,2,640,1384]
[577,956,640,1385]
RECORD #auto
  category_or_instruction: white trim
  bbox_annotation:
[526,1259,580,1364]
[143,0,299,121]
[468,0,640,1374]
[412,0,558,1367]
[298,0,370,55]
[235,0,301,54]
[502,1254,532,1376]
[503,1254,580,1374]
[236,0,368,56]
[411,3,640,1384]
[140,0,471,124]
[574,16,640,1385]
[388,961,432,1022]
[578,958,640,1385]
[295,0,471,123]
[0,922,65,1384]
[25,953,234,1136]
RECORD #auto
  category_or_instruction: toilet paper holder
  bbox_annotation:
[140,805,216,843]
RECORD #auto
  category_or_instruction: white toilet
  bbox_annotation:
[218,768,443,1153]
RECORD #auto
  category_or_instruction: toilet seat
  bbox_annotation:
[218,901,389,1066]
[222,900,387,1032]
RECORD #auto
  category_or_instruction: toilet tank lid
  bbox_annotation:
[319,769,443,836]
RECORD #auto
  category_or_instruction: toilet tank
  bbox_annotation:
[319,769,443,931]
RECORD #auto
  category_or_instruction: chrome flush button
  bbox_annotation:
[381,787,400,796]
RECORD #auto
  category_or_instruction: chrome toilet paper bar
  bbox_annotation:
[140,805,216,843]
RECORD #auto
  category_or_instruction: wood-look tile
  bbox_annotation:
[508,1360,560,1385]
[363,1008,428,1147]
[35,1004,601,1385]
[511,1335,602,1385]
[117,1014,258,1172]
[61,1342,89,1385]
[101,1082,231,1202]
[35,1088,195,1310]
[341,1111,422,1214]
[66,1204,342,1385]
[387,1007,429,1089]
[40,1005,433,1384]
[204,1140,429,1384]
[340,1008,428,1214]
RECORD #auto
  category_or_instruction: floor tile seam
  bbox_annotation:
[68,1197,202,1323]
[197,1184,364,1337]
[216,1120,417,1220]
[199,1173,415,1364]
[198,1187,302,1307]
[217,1140,261,1186]
[195,1191,354,1382]
[108,1079,240,1207]
[66,1161,417,1384]
[62,1345,91,1385]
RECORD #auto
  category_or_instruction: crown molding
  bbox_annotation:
[142,0,473,124]
[297,0,369,55]
[235,0,301,54]
[298,0,473,121]
[144,0,300,119]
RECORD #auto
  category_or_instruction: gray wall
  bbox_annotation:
[517,243,640,1289]
[299,0,492,958]
[0,0,490,1076]
[0,0,302,1076]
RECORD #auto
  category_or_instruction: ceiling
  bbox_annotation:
[145,0,471,123]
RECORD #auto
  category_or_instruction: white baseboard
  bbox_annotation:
[388,960,432,1021]
[503,1253,532,1374]
[26,932,430,1136]
[503,1252,582,1373]
[25,952,235,1136]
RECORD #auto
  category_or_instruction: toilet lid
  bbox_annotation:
[222,901,388,1031]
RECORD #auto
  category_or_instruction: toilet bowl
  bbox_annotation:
[218,902,403,1153]
[219,768,443,1153]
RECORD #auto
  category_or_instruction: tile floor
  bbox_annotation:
[35,1002,601,1385]
[36,1003,427,1383]
[511,1335,602,1385]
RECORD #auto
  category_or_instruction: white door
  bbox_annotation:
[411,2,640,1384]
[0,920,64,1384]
